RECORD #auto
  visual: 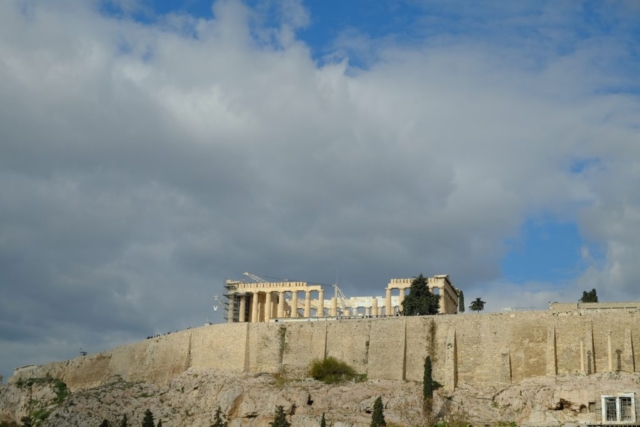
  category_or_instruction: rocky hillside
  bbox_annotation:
[1,369,639,426]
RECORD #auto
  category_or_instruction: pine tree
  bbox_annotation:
[580,289,598,303]
[142,410,155,427]
[119,414,128,427]
[99,420,110,427]
[401,274,440,316]
[270,406,291,427]
[370,397,386,427]
[157,421,162,427]
[211,406,227,427]
[469,297,485,312]
[320,412,326,427]
[458,290,465,313]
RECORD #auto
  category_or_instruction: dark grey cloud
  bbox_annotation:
[1,0,639,381]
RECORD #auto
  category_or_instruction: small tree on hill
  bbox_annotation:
[20,417,33,427]
[370,397,386,427]
[469,297,485,312]
[157,421,162,427]
[423,356,433,415]
[270,406,291,427]
[422,355,442,415]
[99,420,110,427]
[320,412,327,427]
[211,406,227,427]
[402,274,440,316]
[142,410,155,427]
[580,289,598,303]
[458,290,465,313]
[119,415,127,427]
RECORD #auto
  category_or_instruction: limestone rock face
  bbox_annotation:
[1,369,639,426]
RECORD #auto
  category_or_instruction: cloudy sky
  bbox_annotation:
[1,0,639,380]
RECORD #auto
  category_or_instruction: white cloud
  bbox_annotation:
[0,0,639,378]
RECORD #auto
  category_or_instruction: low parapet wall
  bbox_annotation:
[10,310,640,391]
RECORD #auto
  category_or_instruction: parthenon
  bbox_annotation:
[224,274,460,323]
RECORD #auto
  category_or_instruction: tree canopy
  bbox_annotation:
[458,290,465,313]
[580,289,598,303]
[401,274,440,316]
[469,297,485,312]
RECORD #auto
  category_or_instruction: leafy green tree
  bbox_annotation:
[270,406,291,427]
[469,297,485,312]
[211,406,227,427]
[401,274,440,316]
[99,420,110,427]
[142,410,155,427]
[580,289,598,303]
[370,397,386,427]
[20,417,32,427]
[119,414,127,427]
[458,290,465,313]
[320,413,326,427]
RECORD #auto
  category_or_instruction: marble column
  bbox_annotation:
[291,291,298,318]
[398,288,405,313]
[251,292,259,323]
[317,289,325,317]
[385,288,392,316]
[277,291,285,318]
[227,295,235,323]
[608,331,613,372]
[372,298,379,316]
[239,294,246,323]
[304,291,311,317]
[265,292,272,322]
[330,297,337,317]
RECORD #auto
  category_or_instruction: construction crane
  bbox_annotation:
[332,283,352,315]
[243,272,267,283]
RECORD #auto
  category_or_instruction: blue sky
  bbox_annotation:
[1,0,640,379]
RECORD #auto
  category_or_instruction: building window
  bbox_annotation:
[605,398,617,422]
[601,393,636,424]
[621,397,633,422]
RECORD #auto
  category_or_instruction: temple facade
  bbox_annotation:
[224,274,460,323]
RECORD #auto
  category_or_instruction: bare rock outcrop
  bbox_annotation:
[1,369,639,426]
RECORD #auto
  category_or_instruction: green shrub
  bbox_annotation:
[310,357,357,384]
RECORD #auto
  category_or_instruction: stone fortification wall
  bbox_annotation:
[10,310,640,392]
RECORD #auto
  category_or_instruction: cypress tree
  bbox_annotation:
[423,356,433,415]
[423,356,433,400]
[270,406,291,427]
[142,410,155,427]
[320,412,326,427]
[119,414,128,427]
[370,397,386,427]
[458,290,465,313]
[157,421,162,427]
[211,406,227,427]
[99,420,109,427]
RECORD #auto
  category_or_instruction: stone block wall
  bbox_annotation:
[9,309,640,392]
